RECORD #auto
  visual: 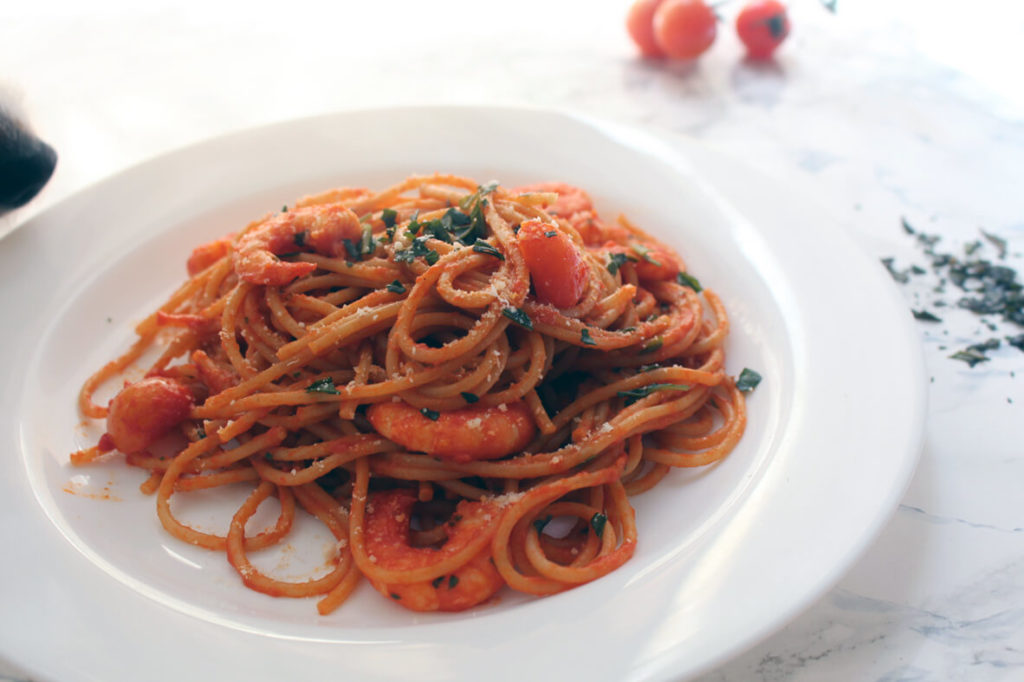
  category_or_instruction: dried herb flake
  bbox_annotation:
[502,307,533,331]
[306,377,340,395]
[590,512,607,538]
[735,368,762,392]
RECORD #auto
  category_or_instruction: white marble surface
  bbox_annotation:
[3,0,1023,680]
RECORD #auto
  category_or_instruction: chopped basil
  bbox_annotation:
[281,204,288,212]
[458,181,499,211]
[532,515,553,533]
[616,383,690,405]
[456,183,498,244]
[405,210,422,238]
[980,229,1008,259]
[293,230,308,247]
[639,336,663,354]
[306,377,340,394]
[360,222,375,256]
[880,257,910,284]
[421,215,456,244]
[342,238,361,262]
[590,512,607,538]
[1007,333,1024,352]
[420,408,440,421]
[676,271,703,292]
[381,208,398,228]
[735,368,762,392]
[386,280,406,294]
[460,392,480,404]
[607,252,635,275]
[949,349,990,368]
[502,307,533,331]
[631,243,662,267]
[544,230,557,238]
[581,328,597,346]
[448,575,459,589]
[441,207,472,232]
[395,236,439,266]
[901,217,915,235]
[472,241,504,260]
[431,576,444,589]
[390,593,401,600]
[456,199,489,244]
[912,309,942,322]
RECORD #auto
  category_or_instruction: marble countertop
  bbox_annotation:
[3,0,1022,680]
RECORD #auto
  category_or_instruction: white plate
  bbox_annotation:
[0,107,925,682]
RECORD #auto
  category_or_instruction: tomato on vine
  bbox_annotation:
[653,0,717,60]
[736,0,790,59]
[626,0,669,58]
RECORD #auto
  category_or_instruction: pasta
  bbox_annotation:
[70,174,748,614]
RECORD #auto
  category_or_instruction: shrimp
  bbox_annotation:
[105,376,194,454]
[600,241,681,281]
[517,219,589,308]
[186,235,233,276]
[233,204,362,286]
[367,401,535,463]
[363,489,504,612]
[514,181,594,217]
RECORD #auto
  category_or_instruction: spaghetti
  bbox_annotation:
[71,174,748,614]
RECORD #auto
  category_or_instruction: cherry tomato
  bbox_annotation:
[517,219,588,309]
[736,0,790,59]
[626,0,667,58]
[653,0,717,60]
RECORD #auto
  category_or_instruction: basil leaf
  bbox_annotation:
[395,236,439,265]
[458,181,499,211]
[424,217,453,244]
[590,512,607,538]
[607,252,635,275]
[735,368,762,392]
[676,271,702,292]
[639,336,663,354]
[386,280,406,294]
[306,377,340,395]
[420,407,440,421]
[381,208,398,228]
[460,392,480,404]
[616,383,690,405]
[502,307,533,331]
[472,242,504,260]
[949,349,990,368]
[342,238,360,262]
[532,515,553,534]
[581,328,597,346]
[631,243,662,267]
